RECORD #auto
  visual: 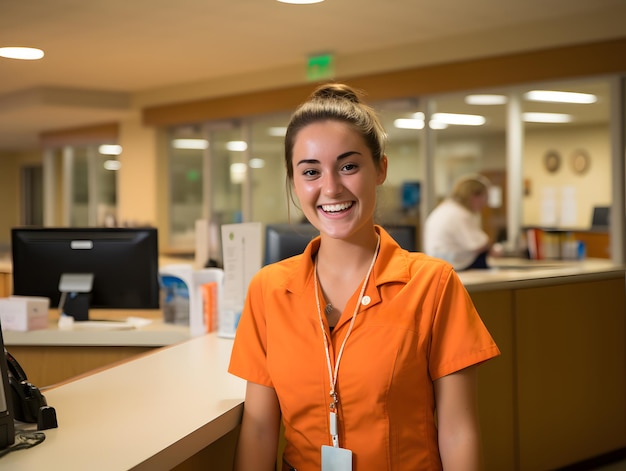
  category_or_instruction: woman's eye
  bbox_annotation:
[302,168,319,177]
[342,163,358,172]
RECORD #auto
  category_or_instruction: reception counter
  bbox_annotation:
[1,334,245,471]
[3,310,191,387]
[0,258,624,470]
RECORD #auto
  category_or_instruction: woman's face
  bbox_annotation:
[291,120,387,241]
[470,190,489,213]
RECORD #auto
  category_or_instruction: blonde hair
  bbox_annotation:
[450,174,490,210]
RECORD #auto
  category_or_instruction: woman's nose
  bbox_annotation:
[322,173,342,196]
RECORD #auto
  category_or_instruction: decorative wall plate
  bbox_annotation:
[571,149,590,174]
[543,150,561,173]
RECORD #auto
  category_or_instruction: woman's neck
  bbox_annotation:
[315,227,379,282]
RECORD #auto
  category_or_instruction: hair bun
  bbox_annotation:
[311,83,361,104]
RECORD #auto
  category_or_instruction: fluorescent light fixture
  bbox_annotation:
[172,138,208,150]
[98,144,122,156]
[428,120,449,130]
[249,158,265,169]
[268,126,287,137]
[277,0,324,3]
[524,90,597,104]
[394,117,448,130]
[394,118,424,130]
[230,163,247,184]
[523,112,572,123]
[432,113,486,126]
[226,141,248,151]
[465,94,507,105]
[103,160,121,171]
[0,47,44,60]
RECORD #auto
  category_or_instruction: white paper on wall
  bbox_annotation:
[560,186,577,227]
[540,186,558,227]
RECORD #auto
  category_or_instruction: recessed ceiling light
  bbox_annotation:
[524,90,597,104]
[226,141,248,152]
[103,160,122,171]
[277,0,324,3]
[172,138,209,150]
[523,112,572,123]
[394,118,424,130]
[432,113,486,126]
[465,94,508,105]
[249,158,265,169]
[0,47,44,60]
[268,127,287,137]
[98,144,122,156]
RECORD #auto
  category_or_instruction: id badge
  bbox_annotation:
[321,445,353,471]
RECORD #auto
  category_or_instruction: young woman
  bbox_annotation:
[423,175,498,271]
[229,83,500,471]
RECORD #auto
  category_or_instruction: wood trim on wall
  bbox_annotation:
[143,37,626,127]
[39,122,120,148]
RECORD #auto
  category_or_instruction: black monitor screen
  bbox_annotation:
[264,223,417,265]
[384,225,417,252]
[591,206,610,229]
[265,223,320,265]
[11,228,160,314]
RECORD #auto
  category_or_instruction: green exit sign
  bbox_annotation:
[307,53,334,81]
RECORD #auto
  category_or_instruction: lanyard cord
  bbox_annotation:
[313,234,380,447]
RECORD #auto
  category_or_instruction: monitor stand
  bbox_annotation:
[58,273,94,321]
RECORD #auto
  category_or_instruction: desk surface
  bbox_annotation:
[459,257,624,292]
[1,334,245,471]
[3,310,192,347]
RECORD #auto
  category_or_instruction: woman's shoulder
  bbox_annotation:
[252,253,308,287]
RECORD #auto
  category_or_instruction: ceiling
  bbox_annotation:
[1,0,625,151]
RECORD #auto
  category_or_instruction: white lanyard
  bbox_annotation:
[313,234,380,448]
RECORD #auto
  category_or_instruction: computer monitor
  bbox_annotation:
[384,224,417,252]
[264,223,320,265]
[401,181,421,211]
[11,227,160,320]
[264,223,418,265]
[591,206,610,229]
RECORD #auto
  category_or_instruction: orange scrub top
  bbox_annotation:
[229,226,500,471]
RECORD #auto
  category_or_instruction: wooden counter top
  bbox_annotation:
[459,257,624,292]
[1,334,245,470]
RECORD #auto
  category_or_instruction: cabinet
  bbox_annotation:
[469,273,626,470]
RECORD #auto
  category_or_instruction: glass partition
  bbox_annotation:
[165,77,614,260]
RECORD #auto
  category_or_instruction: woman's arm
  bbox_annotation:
[434,365,482,471]
[234,381,281,471]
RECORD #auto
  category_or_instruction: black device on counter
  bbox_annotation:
[4,350,57,431]
[0,322,15,449]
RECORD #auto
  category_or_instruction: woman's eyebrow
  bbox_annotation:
[295,151,362,167]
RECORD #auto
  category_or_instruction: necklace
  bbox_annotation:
[313,233,380,448]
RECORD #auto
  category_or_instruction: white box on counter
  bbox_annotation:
[0,296,50,332]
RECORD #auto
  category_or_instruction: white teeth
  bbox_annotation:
[321,202,352,212]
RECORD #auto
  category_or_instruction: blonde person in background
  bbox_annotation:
[424,175,501,271]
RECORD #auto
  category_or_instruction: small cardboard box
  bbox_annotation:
[0,296,50,332]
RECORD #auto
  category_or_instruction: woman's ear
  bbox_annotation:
[376,155,388,185]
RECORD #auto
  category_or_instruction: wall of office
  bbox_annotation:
[0,38,623,254]
[0,150,40,246]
